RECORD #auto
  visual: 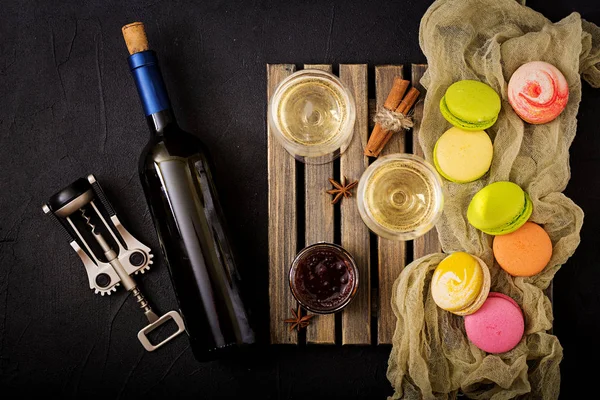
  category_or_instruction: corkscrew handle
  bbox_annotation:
[87,174,116,217]
[42,204,76,243]
[137,311,186,352]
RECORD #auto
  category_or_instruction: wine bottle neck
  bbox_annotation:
[128,50,177,134]
[147,109,177,135]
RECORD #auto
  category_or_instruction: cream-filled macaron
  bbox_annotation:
[431,252,491,316]
[433,127,493,183]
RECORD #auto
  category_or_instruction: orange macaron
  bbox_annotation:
[492,222,553,277]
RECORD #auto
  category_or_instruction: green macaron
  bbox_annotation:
[467,181,532,235]
[440,80,501,131]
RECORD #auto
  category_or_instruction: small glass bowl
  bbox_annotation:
[268,69,356,165]
[289,242,359,314]
[357,153,444,241]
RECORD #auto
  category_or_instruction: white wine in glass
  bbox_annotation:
[269,69,356,164]
[357,154,444,241]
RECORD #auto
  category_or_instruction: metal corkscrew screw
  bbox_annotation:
[43,174,185,351]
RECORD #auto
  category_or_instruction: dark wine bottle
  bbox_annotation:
[121,22,254,361]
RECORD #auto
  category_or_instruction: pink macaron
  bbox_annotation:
[464,292,525,354]
[507,61,569,124]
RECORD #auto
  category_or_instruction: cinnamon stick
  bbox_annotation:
[364,78,410,158]
[364,86,421,158]
[384,78,410,110]
[396,87,420,114]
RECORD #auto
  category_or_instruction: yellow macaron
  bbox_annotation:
[431,252,491,316]
[433,127,493,183]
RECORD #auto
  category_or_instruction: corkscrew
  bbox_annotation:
[42,174,185,351]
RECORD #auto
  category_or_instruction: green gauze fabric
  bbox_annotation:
[386,0,600,399]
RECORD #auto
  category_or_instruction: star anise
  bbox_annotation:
[326,176,358,204]
[284,305,314,332]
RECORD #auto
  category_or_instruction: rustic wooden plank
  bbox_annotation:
[376,65,407,345]
[368,98,376,131]
[303,64,336,345]
[411,64,442,260]
[267,64,298,344]
[339,64,370,345]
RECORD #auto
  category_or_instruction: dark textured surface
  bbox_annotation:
[0,0,599,398]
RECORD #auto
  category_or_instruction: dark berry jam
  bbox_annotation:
[290,243,357,313]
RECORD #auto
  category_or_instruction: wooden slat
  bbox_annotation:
[376,65,407,344]
[304,64,336,345]
[368,99,376,131]
[411,64,442,260]
[339,64,370,345]
[268,64,298,344]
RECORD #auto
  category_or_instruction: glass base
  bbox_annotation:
[293,147,342,165]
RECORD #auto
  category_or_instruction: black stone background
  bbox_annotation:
[1,0,599,398]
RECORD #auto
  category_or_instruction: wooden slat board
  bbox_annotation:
[304,64,336,344]
[375,66,408,344]
[267,64,443,345]
[267,64,298,344]
[339,64,370,344]
[411,64,442,259]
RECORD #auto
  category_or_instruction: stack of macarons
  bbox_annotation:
[435,61,570,182]
[435,80,500,183]
[466,180,554,275]
[465,180,555,272]
[435,183,555,353]
[429,64,564,355]
[465,178,555,272]
[431,252,525,354]
[507,61,569,124]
